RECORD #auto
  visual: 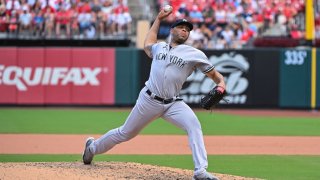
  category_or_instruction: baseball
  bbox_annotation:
[163,5,172,12]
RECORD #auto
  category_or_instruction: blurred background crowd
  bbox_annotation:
[158,0,311,49]
[0,0,318,49]
[0,0,132,39]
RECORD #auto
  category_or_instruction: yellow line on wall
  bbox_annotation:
[311,48,317,109]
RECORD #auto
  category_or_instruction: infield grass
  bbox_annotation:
[0,154,319,180]
[0,108,320,136]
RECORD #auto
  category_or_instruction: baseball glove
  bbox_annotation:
[200,86,227,110]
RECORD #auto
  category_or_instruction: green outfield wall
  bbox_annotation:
[278,48,319,109]
[115,48,140,105]
[279,49,312,108]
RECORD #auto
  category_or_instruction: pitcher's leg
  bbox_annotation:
[91,91,162,155]
[162,102,208,175]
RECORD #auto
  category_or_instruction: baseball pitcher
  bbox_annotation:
[83,7,226,180]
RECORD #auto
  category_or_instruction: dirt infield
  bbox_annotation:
[0,162,260,180]
[1,134,320,155]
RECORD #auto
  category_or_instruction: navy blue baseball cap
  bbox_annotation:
[171,19,193,31]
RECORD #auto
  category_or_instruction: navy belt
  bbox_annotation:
[146,89,182,104]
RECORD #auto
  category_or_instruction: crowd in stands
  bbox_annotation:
[158,0,308,49]
[0,0,132,39]
[0,0,318,49]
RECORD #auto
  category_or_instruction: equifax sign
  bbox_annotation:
[0,65,102,91]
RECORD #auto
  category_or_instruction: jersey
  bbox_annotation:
[145,41,214,99]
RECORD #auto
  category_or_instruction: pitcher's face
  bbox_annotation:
[170,25,191,44]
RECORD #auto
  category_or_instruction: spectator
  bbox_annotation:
[240,1,253,20]
[111,0,131,35]
[201,2,214,24]
[19,7,32,37]
[114,6,131,35]
[189,5,203,23]
[39,0,57,10]
[220,25,235,48]
[199,23,212,40]
[176,3,189,19]
[77,0,91,14]
[258,15,272,35]
[77,0,92,38]
[225,5,237,24]
[240,23,255,46]
[77,13,91,38]
[89,11,98,38]
[31,1,42,13]
[262,10,288,37]
[282,1,297,20]
[230,19,244,49]
[20,0,30,13]
[69,3,79,37]
[0,0,4,10]
[0,0,7,32]
[32,10,44,37]
[100,0,113,36]
[108,7,117,35]
[245,16,258,36]
[27,0,36,8]
[85,24,95,38]
[289,24,304,39]
[43,6,55,38]
[55,5,71,38]
[90,0,103,36]
[7,10,19,37]
[214,34,227,49]
[6,0,21,16]
[215,3,227,27]
[123,7,133,34]
[187,24,205,49]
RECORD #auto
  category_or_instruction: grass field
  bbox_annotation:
[1,108,320,180]
[1,109,320,136]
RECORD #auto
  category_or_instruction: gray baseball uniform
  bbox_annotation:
[89,41,214,176]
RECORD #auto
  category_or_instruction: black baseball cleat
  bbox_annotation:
[82,137,95,165]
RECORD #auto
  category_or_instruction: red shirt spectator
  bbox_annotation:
[114,1,129,15]
[241,28,254,42]
[41,5,55,14]
[56,8,71,25]
[282,3,296,19]
[78,1,91,13]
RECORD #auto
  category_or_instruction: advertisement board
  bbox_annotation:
[0,47,18,103]
[180,50,280,108]
[0,48,115,105]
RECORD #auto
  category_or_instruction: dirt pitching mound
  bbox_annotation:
[0,162,259,180]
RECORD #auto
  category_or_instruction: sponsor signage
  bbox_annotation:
[0,66,102,91]
[0,48,115,105]
[181,51,250,105]
[180,50,280,108]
